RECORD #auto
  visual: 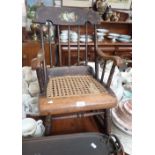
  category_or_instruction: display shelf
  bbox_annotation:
[60,40,132,46]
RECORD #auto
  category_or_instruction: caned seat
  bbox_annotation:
[32,6,124,136]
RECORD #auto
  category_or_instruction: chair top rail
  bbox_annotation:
[34,6,100,25]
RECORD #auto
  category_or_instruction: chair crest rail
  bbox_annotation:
[34,7,100,25]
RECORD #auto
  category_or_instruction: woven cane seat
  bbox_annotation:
[39,75,117,115]
[47,75,107,99]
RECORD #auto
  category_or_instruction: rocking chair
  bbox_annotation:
[32,7,124,136]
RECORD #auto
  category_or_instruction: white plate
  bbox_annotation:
[119,34,131,39]
[70,36,78,40]
[60,35,68,39]
[112,110,132,135]
[108,33,120,37]
[97,28,109,33]
[116,37,132,43]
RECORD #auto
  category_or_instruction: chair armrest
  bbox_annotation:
[31,58,42,70]
[96,48,124,68]
[31,50,46,94]
[31,57,46,94]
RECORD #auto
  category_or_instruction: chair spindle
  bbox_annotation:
[68,25,71,66]
[40,24,47,84]
[94,24,98,79]
[107,63,115,88]
[85,22,88,65]
[100,60,107,83]
[57,25,62,66]
[77,25,80,65]
[48,22,52,67]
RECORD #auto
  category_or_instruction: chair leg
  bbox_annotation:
[94,109,111,134]
[44,115,52,136]
[104,109,111,135]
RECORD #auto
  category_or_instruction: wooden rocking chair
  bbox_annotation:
[32,7,124,136]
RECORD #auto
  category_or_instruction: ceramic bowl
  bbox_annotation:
[28,81,40,97]
[97,32,106,36]
[97,36,104,42]
[33,120,45,137]
[60,35,68,40]
[70,32,78,37]
[80,35,92,39]
[60,33,68,36]
[106,35,114,39]
[123,89,132,99]
[106,35,118,42]
[97,36,104,39]
[97,38,104,42]
[70,35,78,40]
[71,39,78,42]
[80,37,92,42]
[22,118,37,137]
[61,39,68,43]
[61,30,74,34]
[22,80,29,94]
[61,30,69,34]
